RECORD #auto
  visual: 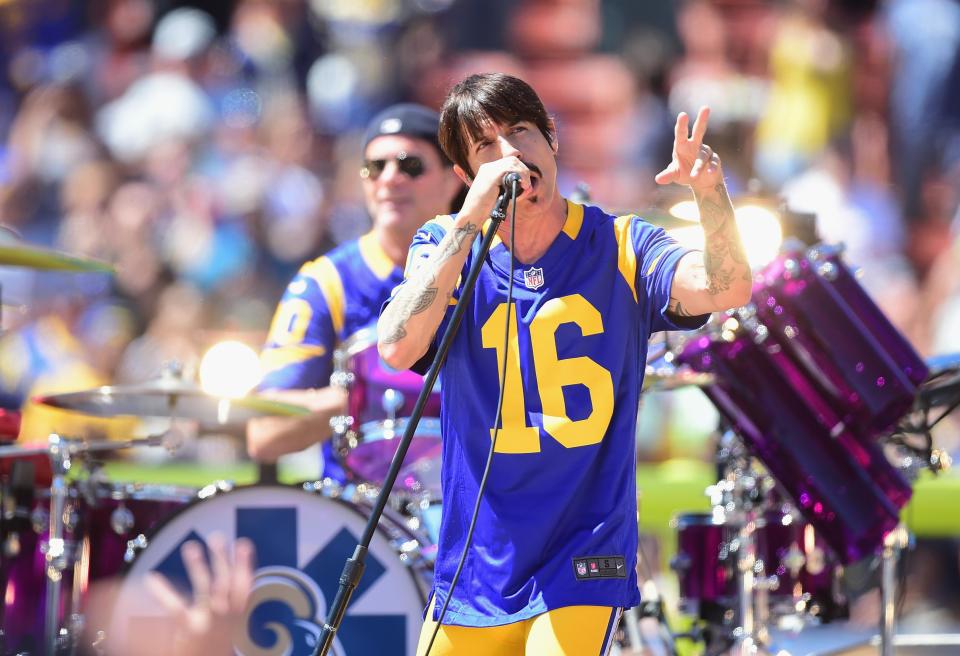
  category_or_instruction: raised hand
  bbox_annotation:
[145,534,255,656]
[654,106,722,191]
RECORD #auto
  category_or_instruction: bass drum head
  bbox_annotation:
[107,485,428,656]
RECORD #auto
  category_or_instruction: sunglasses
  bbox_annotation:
[360,152,426,180]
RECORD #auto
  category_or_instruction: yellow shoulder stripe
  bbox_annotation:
[562,199,584,240]
[260,344,328,374]
[425,214,455,232]
[300,256,345,335]
[358,232,396,280]
[481,219,503,249]
[613,215,638,303]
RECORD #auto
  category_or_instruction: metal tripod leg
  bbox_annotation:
[881,525,908,656]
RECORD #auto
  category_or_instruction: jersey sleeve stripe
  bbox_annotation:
[260,344,328,374]
[562,199,584,240]
[301,257,346,335]
[645,252,665,276]
[613,215,639,303]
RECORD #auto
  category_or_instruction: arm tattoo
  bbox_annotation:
[380,223,478,344]
[667,295,696,317]
[695,182,751,296]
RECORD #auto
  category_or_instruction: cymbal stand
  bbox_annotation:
[44,433,75,655]
[880,524,909,656]
[36,430,180,654]
[710,432,775,656]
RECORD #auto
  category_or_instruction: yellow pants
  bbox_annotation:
[416,598,621,656]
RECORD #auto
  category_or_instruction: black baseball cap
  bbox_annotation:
[362,103,449,164]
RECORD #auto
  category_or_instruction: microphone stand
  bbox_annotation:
[313,180,519,656]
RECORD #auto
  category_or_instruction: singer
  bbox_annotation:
[378,73,751,654]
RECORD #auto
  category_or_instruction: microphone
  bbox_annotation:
[501,172,521,191]
[491,172,522,220]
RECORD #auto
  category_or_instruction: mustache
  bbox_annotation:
[521,161,542,178]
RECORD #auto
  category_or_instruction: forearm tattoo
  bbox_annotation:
[380,223,478,344]
[695,182,750,296]
[667,295,696,317]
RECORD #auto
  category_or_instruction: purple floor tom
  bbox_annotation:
[753,244,926,441]
[678,310,912,563]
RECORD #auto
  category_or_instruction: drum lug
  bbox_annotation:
[783,258,800,277]
[41,537,77,573]
[198,479,233,499]
[110,504,135,535]
[330,371,355,389]
[330,414,354,435]
[303,477,343,498]
[124,533,149,563]
[815,261,839,282]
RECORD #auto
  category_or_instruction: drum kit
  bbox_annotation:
[0,240,446,655]
[658,241,958,656]
[0,234,957,656]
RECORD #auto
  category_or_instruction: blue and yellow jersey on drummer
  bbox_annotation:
[396,199,708,627]
[259,232,404,391]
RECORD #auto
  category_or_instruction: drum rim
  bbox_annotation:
[348,417,443,444]
[336,326,377,359]
[115,480,433,599]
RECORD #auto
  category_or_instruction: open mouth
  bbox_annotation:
[524,174,540,202]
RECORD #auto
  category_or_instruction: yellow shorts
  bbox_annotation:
[416,597,622,656]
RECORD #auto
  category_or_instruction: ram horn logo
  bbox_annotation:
[231,567,325,656]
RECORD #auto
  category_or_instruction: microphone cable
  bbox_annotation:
[423,178,520,656]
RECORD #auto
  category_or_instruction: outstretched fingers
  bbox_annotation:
[690,106,710,146]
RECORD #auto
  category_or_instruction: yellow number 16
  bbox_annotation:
[480,293,614,454]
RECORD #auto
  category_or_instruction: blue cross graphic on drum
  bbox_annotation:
[107,485,431,655]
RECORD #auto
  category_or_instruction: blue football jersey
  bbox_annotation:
[259,231,404,479]
[399,200,707,626]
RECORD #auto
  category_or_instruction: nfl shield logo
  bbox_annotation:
[523,267,545,290]
[576,561,587,576]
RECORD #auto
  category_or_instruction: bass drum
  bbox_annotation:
[106,484,432,656]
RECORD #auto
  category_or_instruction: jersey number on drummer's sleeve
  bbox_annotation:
[481,294,614,454]
[267,299,314,346]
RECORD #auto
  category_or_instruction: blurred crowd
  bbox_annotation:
[0,0,956,448]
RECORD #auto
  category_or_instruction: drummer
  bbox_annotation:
[247,104,465,473]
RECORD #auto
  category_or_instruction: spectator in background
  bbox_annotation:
[753,0,852,187]
[883,0,960,220]
[246,103,464,468]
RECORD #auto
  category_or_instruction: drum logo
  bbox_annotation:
[523,267,544,290]
[149,505,410,656]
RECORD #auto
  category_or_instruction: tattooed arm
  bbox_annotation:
[377,217,480,370]
[667,181,752,316]
[378,155,533,370]
[655,106,752,317]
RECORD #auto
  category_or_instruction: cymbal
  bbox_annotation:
[0,434,168,459]
[0,232,114,273]
[643,364,715,391]
[34,377,310,427]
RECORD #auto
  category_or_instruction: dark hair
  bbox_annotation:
[439,73,554,178]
